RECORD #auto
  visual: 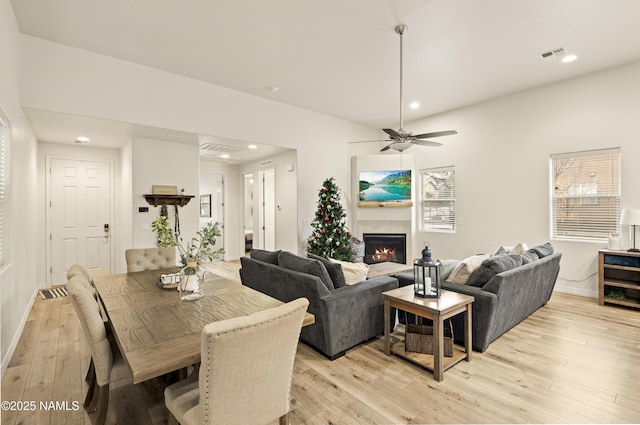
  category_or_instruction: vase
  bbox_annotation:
[179,260,205,301]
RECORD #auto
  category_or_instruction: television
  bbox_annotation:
[358,169,412,207]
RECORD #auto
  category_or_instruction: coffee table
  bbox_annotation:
[383,286,473,381]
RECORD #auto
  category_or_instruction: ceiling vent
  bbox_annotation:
[540,46,566,60]
[199,143,243,153]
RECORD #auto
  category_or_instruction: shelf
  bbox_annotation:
[603,280,640,290]
[602,296,640,308]
[143,194,194,207]
[599,250,640,311]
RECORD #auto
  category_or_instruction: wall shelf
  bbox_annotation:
[143,194,194,207]
[598,249,640,310]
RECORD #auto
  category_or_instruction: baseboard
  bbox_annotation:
[553,285,597,299]
[1,287,39,379]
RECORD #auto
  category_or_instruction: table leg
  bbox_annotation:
[465,303,472,361]
[384,298,390,355]
[434,317,443,382]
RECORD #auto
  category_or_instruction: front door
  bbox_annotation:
[48,158,112,286]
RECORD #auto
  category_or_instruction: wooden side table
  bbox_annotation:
[383,287,474,381]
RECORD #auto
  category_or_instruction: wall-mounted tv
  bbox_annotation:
[358,169,412,207]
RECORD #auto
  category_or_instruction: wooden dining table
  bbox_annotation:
[93,268,314,384]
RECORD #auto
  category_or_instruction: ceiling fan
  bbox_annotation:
[355,25,457,152]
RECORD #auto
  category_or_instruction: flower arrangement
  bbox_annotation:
[151,216,224,265]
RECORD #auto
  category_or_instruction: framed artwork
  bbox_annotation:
[358,169,412,207]
[200,194,212,217]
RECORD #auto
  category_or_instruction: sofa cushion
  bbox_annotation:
[529,243,554,258]
[508,242,528,254]
[520,250,539,264]
[329,259,369,285]
[466,254,524,287]
[439,259,461,281]
[308,253,347,288]
[446,254,490,284]
[250,248,280,265]
[278,251,335,290]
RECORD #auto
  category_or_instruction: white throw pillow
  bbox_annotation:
[446,254,490,285]
[329,259,369,285]
[508,242,528,254]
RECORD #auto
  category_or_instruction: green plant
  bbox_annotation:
[151,216,224,264]
[606,288,627,300]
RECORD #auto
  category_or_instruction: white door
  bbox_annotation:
[259,169,276,250]
[49,158,112,286]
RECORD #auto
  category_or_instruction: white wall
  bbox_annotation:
[401,61,640,298]
[0,0,39,373]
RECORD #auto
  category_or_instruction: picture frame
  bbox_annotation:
[200,194,212,217]
[358,169,412,207]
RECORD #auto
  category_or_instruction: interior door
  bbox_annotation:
[259,169,276,250]
[49,158,112,286]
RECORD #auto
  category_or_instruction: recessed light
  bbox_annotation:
[410,101,420,109]
[75,136,90,144]
[219,154,230,159]
[248,144,257,149]
[562,54,577,63]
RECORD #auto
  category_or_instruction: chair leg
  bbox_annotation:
[84,366,97,410]
[167,411,179,425]
[279,412,290,425]
[94,384,110,425]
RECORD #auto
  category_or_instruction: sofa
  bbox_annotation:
[397,243,562,352]
[239,249,399,359]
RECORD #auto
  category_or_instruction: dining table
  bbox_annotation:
[93,268,315,384]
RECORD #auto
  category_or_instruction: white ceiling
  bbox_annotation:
[11,0,640,157]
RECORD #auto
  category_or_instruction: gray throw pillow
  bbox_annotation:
[438,259,461,281]
[250,248,280,265]
[521,250,539,264]
[530,243,554,258]
[278,251,335,290]
[307,253,346,288]
[466,254,524,287]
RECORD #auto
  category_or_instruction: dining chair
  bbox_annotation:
[164,297,310,425]
[67,280,132,425]
[67,268,97,298]
[125,247,177,272]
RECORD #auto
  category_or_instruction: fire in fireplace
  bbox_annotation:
[363,233,407,265]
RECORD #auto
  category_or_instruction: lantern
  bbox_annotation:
[413,257,441,298]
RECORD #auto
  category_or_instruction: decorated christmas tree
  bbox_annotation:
[307,178,354,261]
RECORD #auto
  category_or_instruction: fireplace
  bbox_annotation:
[363,233,407,265]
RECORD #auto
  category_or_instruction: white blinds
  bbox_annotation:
[551,148,621,240]
[419,166,456,232]
[0,109,8,268]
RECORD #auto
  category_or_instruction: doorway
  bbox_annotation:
[200,171,224,257]
[259,169,276,251]
[47,157,114,286]
[243,173,254,254]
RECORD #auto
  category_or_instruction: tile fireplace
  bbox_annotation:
[363,233,407,265]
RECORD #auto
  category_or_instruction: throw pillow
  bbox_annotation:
[530,242,554,258]
[466,254,524,287]
[494,246,508,255]
[308,253,347,288]
[520,250,539,264]
[446,254,490,285]
[278,251,335,290]
[329,259,369,285]
[250,248,280,265]
[508,242,529,254]
[439,259,461,281]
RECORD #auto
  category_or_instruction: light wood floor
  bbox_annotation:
[3,261,640,424]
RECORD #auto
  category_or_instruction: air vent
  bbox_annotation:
[540,46,566,60]
[199,143,243,153]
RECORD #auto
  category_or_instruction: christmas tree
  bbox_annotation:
[307,178,354,261]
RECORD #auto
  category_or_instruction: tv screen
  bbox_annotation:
[358,170,411,204]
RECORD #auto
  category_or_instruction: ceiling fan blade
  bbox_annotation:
[412,130,458,139]
[349,139,393,144]
[413,140,443,147]
[380,142,397,152]
[383,128,403,140]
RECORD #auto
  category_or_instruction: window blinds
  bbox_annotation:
[551,148,621,240]
[419,166,456,232]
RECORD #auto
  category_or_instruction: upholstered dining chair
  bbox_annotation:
[67,280,132,425]
[67,265,97,298]
[125,247,177,272]
[164,297,310,425]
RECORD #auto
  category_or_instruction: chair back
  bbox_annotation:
[67,264,92,281]
[125,247,176,272]
[198,297,309,425]
[67,282,113,386]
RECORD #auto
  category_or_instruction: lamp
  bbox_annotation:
[620,209,640,252]
[414,242,441,298]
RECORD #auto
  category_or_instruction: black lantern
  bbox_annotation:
[414,244,441,298]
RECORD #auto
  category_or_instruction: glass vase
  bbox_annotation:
[179,260,204,301]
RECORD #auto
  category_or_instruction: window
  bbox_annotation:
[551,148,621,240]
[0,107,9,268]
[419,166,455,232]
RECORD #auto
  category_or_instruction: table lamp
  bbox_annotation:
[620,209,640,252]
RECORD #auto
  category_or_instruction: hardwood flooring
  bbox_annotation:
[2,261,640,424]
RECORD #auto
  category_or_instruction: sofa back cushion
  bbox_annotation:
[529,243,554,258]
[278,251,335,290]
[466,254,523,287]
[250,248,281,265]
[307,253,347,288]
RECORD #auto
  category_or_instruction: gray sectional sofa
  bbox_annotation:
[239,249,399,359]
[398,243,562,352]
